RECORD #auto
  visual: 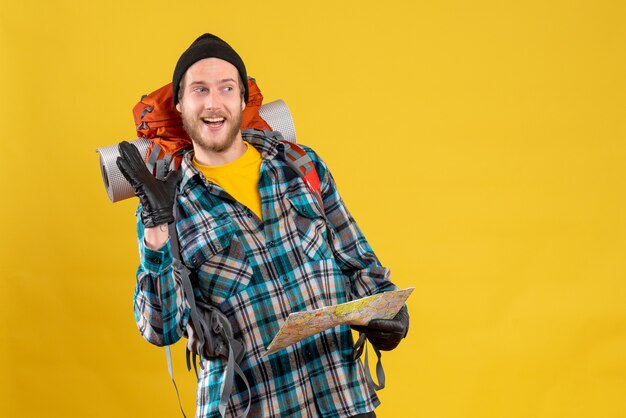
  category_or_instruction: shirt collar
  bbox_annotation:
[178,129,286,193]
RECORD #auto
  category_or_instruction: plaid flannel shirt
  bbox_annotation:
[134,131,397,417]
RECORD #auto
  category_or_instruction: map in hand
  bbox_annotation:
[264,288,414,356]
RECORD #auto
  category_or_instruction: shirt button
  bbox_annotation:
[151,257,161,264]
[283,276,289,282]
[267,241,274,248]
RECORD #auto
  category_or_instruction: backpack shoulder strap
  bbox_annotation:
[278,141,391,394]
[164,189,251,418]
[279,140,324,212]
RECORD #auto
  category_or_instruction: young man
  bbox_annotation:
[117,34,409,418]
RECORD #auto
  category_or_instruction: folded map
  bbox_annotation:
[264,287,414,356]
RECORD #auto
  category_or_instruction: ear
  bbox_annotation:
[241,97,246,112]
[176,102,182,113]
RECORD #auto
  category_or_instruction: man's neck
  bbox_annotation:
[193,136,247,167]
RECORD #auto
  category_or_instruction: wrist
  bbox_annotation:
[144,224,169,250]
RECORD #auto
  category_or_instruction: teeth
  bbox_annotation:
[203,117,225,123]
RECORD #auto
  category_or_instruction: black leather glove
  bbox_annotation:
[116,141,182,228]
[352,305,409,351]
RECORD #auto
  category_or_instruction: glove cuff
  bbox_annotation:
[142,207,175,228]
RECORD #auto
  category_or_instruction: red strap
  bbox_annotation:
[280,141,323,211]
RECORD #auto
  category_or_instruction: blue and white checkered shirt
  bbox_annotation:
[134,131,397,417]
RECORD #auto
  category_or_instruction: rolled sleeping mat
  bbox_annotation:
[258,99,295,143]
[97,99,296,203]
[97,137,151,203]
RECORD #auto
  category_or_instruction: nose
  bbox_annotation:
[204,89,220,111]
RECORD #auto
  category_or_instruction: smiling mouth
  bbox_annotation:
[201,117,225,128]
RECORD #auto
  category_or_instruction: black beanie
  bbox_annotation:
[172,33,248,105]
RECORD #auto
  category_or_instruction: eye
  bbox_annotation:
[192,86,208,94]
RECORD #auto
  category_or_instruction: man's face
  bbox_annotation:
[176,58,246,156]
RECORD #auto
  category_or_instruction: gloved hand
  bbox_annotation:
[352,305,409,351]
[116,141,181,228]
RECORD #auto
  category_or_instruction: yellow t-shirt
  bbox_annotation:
[192,144,263,219]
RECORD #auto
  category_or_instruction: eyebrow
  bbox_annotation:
[189,78,237,86]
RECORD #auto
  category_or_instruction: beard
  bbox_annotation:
[181,107,243,154]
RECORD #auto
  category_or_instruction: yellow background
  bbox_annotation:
[1,0,625,417]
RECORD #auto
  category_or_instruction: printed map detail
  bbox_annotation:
[264,288,414,356]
